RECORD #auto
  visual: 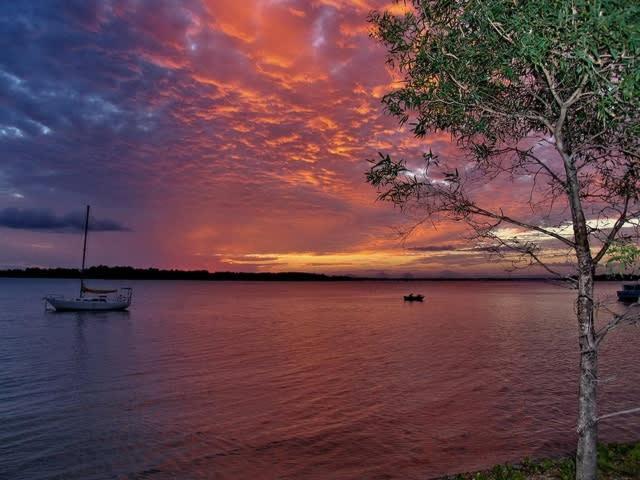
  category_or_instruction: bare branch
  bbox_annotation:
[479,105,554,132]
[515,147,566,188]
[596,304,640,346]
[592,196,631,266]
[579,405,640,433]
[468,205,577,248]
[541,66,563,107]
[526,248,574,282]
[565,74,590,108]
[487,17,514,44]
[597,407,640,423]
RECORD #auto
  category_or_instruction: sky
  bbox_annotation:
[0,0,564,277]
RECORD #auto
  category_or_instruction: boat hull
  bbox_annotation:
[404,295,424,302]
[617,283,640,303]
[44,297,130,312]
[617,291,640,303]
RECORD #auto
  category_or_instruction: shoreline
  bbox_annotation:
[438,441,639,480]
[1,266,638,282]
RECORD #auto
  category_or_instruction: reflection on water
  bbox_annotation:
[1,279,638,480]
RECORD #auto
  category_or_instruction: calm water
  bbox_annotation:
[1,279,639,480]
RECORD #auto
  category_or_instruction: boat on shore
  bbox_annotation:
[44,206,133,312]
[617,283,640,303]
[404,293,424,302]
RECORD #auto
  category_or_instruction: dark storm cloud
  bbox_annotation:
[0,208,128,232]
[0,0,183,204]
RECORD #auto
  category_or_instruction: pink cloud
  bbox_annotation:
[0,0,565,276]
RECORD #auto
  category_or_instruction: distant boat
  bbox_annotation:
[404,294,424,302]
[617,283,640,303]
[44,206,132,312]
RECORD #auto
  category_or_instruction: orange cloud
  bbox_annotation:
[2,0,559,277]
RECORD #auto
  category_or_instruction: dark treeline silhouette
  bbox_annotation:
[0,265,355,281]
[594,273,640,281]
[0,265,637,282]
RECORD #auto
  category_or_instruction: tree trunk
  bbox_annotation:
[575,270,598,480]
[557,133,598,480]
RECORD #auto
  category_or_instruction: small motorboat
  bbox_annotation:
[617,283,640,303]
[404,293,424,302]
[43,205,133,312]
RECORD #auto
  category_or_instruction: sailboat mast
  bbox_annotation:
[80,205,90,296]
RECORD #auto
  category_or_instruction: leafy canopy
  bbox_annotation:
[369,0,639,147]
[367,0,640,275]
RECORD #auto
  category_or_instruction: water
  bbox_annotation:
[1,279,638,480]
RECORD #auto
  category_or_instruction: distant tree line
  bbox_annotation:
[0,265,636,281]
[0,265,356,281]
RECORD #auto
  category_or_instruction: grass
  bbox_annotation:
[441,442,640,480]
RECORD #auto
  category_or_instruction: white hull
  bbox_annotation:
[45,297,130,311]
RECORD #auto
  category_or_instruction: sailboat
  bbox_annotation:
[44,206,133,312]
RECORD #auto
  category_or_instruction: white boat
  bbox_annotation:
[45,288,132,311]
[44,206,133,312]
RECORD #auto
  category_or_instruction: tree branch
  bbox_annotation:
[597,407,640,423]
[516,148,567,188]
[596,305,640,346]
[487,17,514,44]
[469,205,577,248]
[541,66,563,107]
[579,405,640,433]
[592,196,630,265]
[479,105,554,132]
[565,74,589,108]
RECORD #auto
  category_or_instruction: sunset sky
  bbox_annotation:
[0,0,557,277]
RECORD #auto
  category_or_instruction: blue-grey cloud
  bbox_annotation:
[0,207,128,232]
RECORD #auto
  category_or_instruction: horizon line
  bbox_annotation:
[0,265,635,282]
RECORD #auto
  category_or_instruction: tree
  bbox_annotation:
[607,241,640,276]
[366,2,639,479]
